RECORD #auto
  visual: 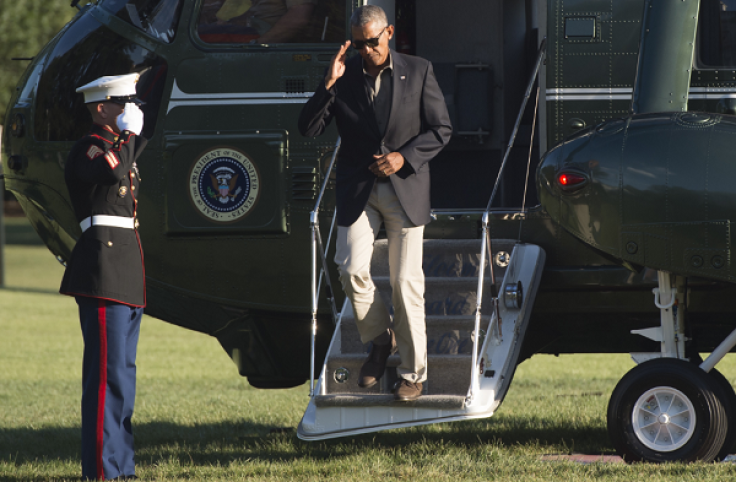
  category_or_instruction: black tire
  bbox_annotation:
[708,368,736,460]
[607,358,728,463]
[686,354,736,460]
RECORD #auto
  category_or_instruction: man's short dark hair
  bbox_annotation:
[350,5,388,29]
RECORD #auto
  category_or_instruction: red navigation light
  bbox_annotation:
[557,171,588,191]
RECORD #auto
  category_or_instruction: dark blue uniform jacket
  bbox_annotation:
[60,124,147,307]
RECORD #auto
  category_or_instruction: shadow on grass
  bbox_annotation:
[0,415,612,477]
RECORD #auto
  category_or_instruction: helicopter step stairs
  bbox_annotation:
[298,239,546,440]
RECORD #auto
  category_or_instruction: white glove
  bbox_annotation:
[116,103,144,135]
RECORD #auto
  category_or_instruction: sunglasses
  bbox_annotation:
[352,27,387,50]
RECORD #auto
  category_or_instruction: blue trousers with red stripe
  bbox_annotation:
[77,297,142,480]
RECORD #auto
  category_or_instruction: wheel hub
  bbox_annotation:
[632,387,696,452]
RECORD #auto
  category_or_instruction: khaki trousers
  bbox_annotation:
[335,180,427,383]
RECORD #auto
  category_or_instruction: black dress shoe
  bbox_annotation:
[358,329,396,388]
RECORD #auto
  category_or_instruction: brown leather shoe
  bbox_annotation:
[358,329,396,388]
[394,379,423,401]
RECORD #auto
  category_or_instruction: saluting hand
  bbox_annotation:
[370,152,405,178]
[116,103,144,136]
[325,41,351,90]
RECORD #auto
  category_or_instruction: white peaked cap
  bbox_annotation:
[76,73,140,104]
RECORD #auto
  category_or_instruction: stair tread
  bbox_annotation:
[372,276,497,282]
[373,238,518,247]
[370,239,518,278]
[340,314,489,324]
[329,353,472,362]
[314,393,466,409]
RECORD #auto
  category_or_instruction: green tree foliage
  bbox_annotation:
[0,0,76,117]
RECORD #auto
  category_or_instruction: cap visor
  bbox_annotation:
[108,97,145,106]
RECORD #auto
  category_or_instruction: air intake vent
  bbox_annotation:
[284,78,306,93]
[291,166,318,201]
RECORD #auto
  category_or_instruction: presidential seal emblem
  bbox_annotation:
[189,148,260,222]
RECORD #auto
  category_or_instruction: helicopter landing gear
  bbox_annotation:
[611,271,736,462]
[607,358,728,462]
[629,271,687,363]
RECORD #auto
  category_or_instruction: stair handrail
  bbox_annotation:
[309,136,341,397]
[469,38,547,403]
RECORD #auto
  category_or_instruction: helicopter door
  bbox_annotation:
[146,0,353,317]
[162,0,351,238]
[387,0,545,210]
[161,0,350,232]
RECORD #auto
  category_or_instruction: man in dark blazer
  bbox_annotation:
[299,5,451,401]
[59,73,147,480]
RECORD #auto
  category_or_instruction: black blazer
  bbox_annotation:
[299,50,452,227]
[60,124,147,307]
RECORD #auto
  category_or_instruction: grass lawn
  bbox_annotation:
[2,217,736,480]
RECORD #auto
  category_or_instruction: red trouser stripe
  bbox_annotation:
[96,300,108,480]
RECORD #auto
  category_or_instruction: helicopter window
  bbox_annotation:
[699,0,736,67]
[99,0,184,43]
[34,14,167,141]
[17,62,46,103]
[197,0,345,44]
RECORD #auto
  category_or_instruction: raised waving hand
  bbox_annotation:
[325,41,351,90]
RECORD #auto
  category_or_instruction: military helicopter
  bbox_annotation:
[5,0,736,463]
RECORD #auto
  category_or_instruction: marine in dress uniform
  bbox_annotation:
[59,73,147,480]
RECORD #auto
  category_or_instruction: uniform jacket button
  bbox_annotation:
[107,241,113,247]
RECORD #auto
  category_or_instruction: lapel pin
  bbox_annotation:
[400,76,406,80]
